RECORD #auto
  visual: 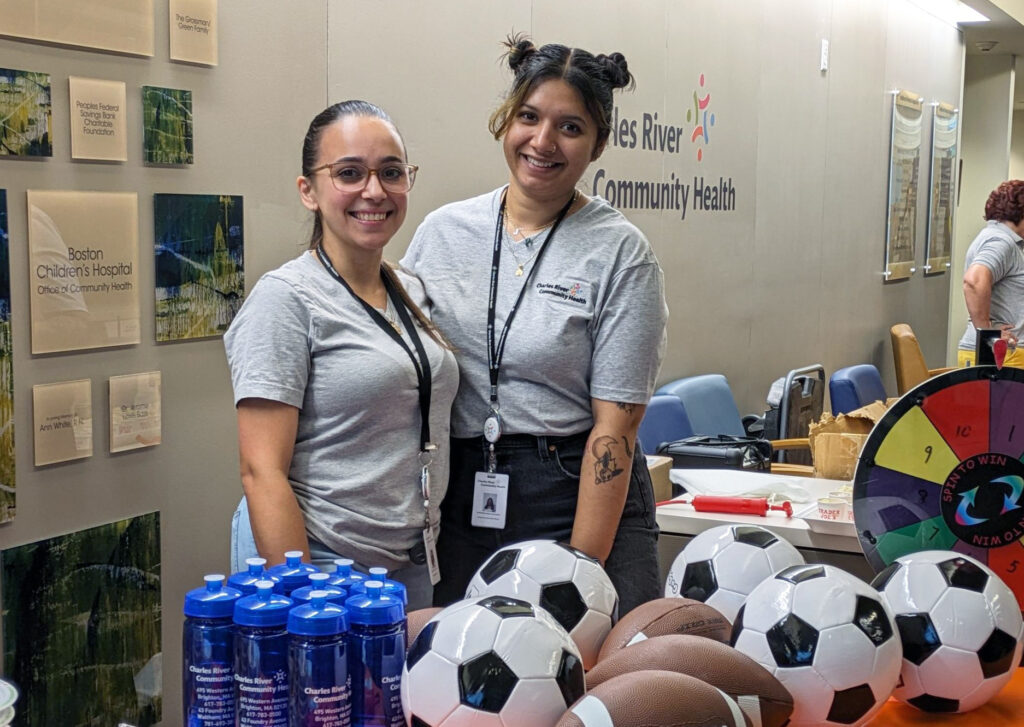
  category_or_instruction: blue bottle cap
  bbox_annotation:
[288,591,349,636]
[184,574,242,618]
[327,558,368,589]
[348,567,408,605]
[227,557,282,595]
[345,580,404,625]
[290,573,348,606]
[266,550,318,594]
[233,579,293,627]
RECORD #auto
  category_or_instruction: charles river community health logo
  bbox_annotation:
[687,73,715,162]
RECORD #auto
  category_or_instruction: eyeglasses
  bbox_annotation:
[308,161,418,193]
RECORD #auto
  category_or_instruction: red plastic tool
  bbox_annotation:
[994,338,1007,370]
[656,494,793,517]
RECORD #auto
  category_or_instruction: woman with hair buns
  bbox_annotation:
[402,36,668,613]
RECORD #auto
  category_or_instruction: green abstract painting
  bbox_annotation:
[0,190,12,523]
[2,512,162,726]
[0,68,52,157]
[142,85,193,165]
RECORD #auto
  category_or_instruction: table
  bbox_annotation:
[874,667,1024,724]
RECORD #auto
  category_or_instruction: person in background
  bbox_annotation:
[402,35,668,615]
[224,100,458,609]
[958,180,1024,368]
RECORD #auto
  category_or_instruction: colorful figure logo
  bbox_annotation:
[568,282,582,297]
[686,73,715,162]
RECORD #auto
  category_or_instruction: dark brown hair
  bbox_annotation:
[489,33,634,156]
[984,180,1024,224]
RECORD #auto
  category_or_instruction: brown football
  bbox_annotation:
[406,606,442,653]
[596,597,730,662]
[557,669,751,727]
[586,634,793,727]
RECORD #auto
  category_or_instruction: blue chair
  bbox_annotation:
[638,394,694,455]
[655,374,747,437]
[829,364,887,415]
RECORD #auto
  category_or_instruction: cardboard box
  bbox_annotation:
[646,454,673,502]
[809,400,894,480]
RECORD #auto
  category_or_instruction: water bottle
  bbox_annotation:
[228,557,282,595]
[267,550,319,596]
[290,572,348,606]
[326,558,367,591]
[183,574,241,727]
[233,580,292,726]
[347,567,407,606]
[288,591,352,727]
[346,581,406,727]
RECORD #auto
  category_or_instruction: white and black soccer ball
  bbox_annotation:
[872,550,1024,713]
[465,540,618,669]
[731,563,902,727]
[401,595,585,727]
[664,523,805,623]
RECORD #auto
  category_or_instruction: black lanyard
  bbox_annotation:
[487,189,576,409]
[314,246,433,452]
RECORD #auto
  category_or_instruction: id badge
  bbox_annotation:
[471,471,509,529]
[422,526,441,585]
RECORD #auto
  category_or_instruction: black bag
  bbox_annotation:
[656,435,772,472]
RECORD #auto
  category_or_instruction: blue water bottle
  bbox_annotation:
[234,580,293,726]
[346,581,406,726]
[348,567,408,606]
[290,572,348,606]
[183,574,241,727]
[327,558,367,591]
[228,557,283,595]
[288,591,352,727]
[267,551,319,596]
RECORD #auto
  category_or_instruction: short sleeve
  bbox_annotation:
[223,274,312,408]
[589,262,668,404]
[971,237,1016,281]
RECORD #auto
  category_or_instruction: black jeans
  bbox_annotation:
[433,431,661,617]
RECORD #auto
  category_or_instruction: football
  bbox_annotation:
[731,564,902,727]
[401,595,585,726]
[556,670,751,727]
[585,634,793,727]
[407,607,443,652]
[465,540,618,669]
[872,549,1024,713]
[664,523,805,623]
[596,597,731,662]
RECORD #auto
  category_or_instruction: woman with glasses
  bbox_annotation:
[224,100,457,608]
[402,37,668,615]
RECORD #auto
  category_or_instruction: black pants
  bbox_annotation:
[433,431,661,617]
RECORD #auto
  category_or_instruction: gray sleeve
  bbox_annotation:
[400,219,427,274]
[590,261,668,404]
[223,275,311,408]
[971,237,1016,281]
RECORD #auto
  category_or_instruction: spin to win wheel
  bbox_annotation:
[853,366,1024,611]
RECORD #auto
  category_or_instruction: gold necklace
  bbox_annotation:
[505,190,579,243]
[381,297,402,333]
[504,235,543,276]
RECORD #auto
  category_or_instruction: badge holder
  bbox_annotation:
[473,409,509,529]
[419,444,441,584]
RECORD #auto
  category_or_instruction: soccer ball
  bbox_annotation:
[664,524,805,623]
[401,595,585,727]
[872,550,1024,713]
[731,564,902,727]
[465,540,618,669]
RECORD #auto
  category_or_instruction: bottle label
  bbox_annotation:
[236,671,289,727]
[294,679,353,726]
[186,662,234,726]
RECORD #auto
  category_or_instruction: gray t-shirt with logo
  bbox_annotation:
[958,220,1024,350]
[224,252,459,569]
[402,188,667,438]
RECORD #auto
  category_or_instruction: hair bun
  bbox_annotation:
[597,52,633,90]
[504,33,537,73]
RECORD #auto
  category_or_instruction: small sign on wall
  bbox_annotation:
[109,372,161,452]
[33,379,92,466]
[169,0,218,66]
[69,77,127,162]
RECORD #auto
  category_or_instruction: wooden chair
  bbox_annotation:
[890,323,956,395]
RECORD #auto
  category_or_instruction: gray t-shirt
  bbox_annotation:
[402,188,667,438]
[958,220,1024,350]
[224,251,459,569]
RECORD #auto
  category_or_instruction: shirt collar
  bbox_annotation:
[989,220,1024,243]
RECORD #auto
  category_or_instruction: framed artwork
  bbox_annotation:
[2,512,162,726]
[169,0,218,66]
[154,193,243,341]
[32,379,92,466]
[0,0,154,57]
[69,77,127,162]
[0,68,52,157]
[142,86,194,165]
[109,371,161,452]
[924,102,958,275]
[27,190,140,354]
[884,89,923,282]
[0,190,12,523]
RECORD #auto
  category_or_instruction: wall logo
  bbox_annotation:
[686,73,715,162]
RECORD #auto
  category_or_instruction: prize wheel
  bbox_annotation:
[853,365,1024,612]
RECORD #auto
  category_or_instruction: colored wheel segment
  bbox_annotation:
[853,366,1024,612]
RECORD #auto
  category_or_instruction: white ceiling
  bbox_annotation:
[959,0,1024,107]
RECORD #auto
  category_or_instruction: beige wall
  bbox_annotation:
[0,1,963,724]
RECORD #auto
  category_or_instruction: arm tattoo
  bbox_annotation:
[615,402,637,415]
[622,436,633,458]
[592,435,625,483]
